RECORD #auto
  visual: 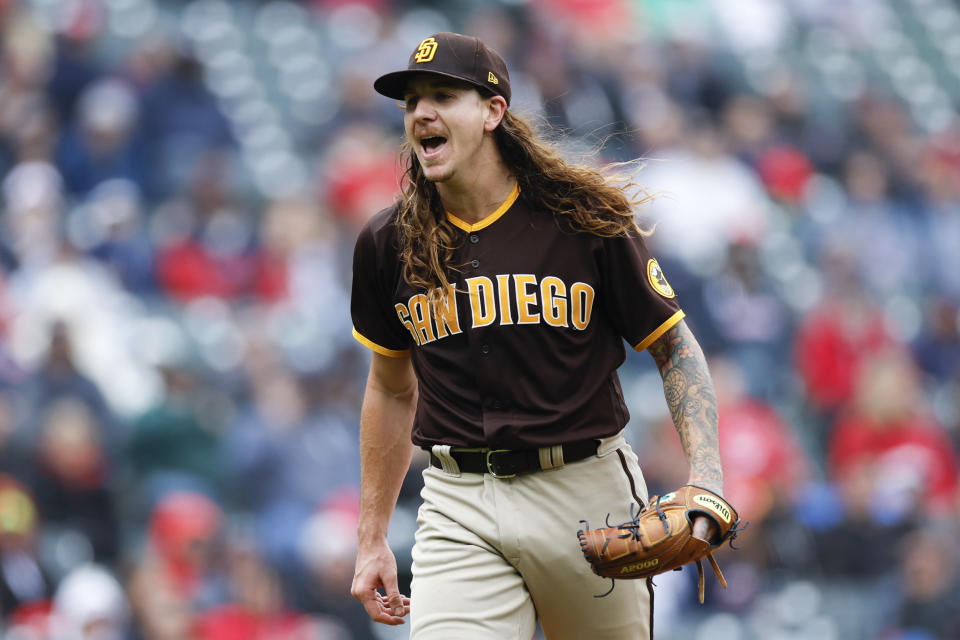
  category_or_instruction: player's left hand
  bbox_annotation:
[691,514,718,543]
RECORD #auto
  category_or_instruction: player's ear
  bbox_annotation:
[483,95,507,132]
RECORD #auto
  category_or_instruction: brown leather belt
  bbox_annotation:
[427,439,599,478]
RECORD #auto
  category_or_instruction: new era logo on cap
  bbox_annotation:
[374,32,512,105]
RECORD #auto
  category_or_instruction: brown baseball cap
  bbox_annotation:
[374,32,511,105]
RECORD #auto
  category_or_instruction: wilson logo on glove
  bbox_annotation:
[693,495,732,523]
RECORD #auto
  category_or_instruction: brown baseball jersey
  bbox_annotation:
[351,184,684,449]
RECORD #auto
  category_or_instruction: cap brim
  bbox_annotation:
[373,69,491,101]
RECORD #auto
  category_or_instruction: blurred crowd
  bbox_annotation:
[1,0,959,638]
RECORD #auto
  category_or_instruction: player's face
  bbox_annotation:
[402,77,497,184]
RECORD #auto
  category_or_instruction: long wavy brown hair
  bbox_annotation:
[396,108,653,297]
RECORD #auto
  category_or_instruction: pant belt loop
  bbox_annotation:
[431,444,461,477]
[538,444,565,470]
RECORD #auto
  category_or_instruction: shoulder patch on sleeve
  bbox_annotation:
[646,259,675,298]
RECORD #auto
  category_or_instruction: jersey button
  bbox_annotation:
[469,234,479,244]
[471,259,480,269]
[480,344,490,355]
[492,400,503,410]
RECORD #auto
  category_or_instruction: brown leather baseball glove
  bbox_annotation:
[577,485,742,603]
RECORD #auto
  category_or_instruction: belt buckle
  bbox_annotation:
[485,449,518,479]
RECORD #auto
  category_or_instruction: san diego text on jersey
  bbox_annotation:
[395,274,596,346]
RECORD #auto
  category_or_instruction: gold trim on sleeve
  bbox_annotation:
[633,310,686,352]
[352,327,410,358]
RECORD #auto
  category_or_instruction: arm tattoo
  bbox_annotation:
[648,321,723,493]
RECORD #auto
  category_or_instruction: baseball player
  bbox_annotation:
[350,32,724,639]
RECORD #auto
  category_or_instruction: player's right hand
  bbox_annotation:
[351,538,411,625]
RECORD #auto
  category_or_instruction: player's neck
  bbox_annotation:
[437,153,515,225]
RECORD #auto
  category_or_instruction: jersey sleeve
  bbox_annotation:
[350,219,410,357]
[598,230,685,352]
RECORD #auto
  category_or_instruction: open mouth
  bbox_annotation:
[420,136,447,157]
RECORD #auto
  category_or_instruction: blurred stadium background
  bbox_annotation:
[1,0,959,638]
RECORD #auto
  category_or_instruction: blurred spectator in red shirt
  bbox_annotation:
[320,124,400,230]
[153,153,285,304]
[828,349,959,517]
[756,144,814,205]
[128,491,228,639]
[793,245,893,426]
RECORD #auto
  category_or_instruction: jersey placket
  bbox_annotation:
[454,228,507,443]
